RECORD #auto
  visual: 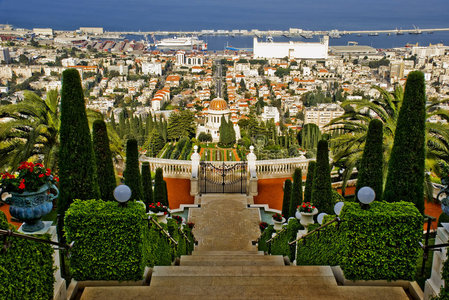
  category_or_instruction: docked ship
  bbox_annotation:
[155,36,207,50]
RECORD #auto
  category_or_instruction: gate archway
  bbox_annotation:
[199,161,247,194]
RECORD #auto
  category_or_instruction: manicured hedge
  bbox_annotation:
[144,220,175,267]
[0,212,55,300]
[295,201,422,281]
[269,218,301,262]
[258,224,275,253]
[64,200,148,281]
[341,201,422,280]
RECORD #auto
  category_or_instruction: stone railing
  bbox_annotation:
[255,157,312,179]
[139,157,192,179]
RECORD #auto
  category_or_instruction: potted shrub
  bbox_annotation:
[0,162,59,232]
[148,202,169,224]
[171,215,183,225]
[259,221,268,232]
[272,213,285,231]
[298,202,318,227]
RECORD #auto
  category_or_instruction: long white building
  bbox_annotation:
[253,36,329,59]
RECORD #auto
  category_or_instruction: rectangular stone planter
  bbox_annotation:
[66,267,152,300]
[331,266,423,300]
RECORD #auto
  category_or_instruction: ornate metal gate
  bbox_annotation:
[199,161,247,194]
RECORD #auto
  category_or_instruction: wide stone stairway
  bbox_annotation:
[81,194,409,299]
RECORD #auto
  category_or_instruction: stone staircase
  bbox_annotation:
[80,194,410,299]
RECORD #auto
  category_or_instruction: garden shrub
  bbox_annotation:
[270,218,301,262]
[438,212,449,227]
[303,161,316,203]
[332,190,345,204]
[0,212,55,300]
[124,139,143,201]
[144,220,175,267]
[311,140,334,214]
[295,201,422,281]
[258,224,275,252]
[281,179,292,218]
[64,200,148,281]
[289,168,303,218]
[141,162,153,212]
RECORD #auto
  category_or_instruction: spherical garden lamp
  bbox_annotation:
[114,185,132,207]
[334,202,344,216]
[357,186,375,210]
[317,213,328,225]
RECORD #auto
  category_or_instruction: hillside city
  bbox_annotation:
[2,24,449,300]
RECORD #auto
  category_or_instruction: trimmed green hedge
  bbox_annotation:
[0,212,55,300]
[258,224,275,253]
[269,218,301,262]
[64,200,195,280]
[295,201,422,281]
[296,215,341,266]
[65,200,148,281]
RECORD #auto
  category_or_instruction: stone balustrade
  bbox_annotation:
[139,155,313,180]
[255,157,312,179]
[140,157,192,179]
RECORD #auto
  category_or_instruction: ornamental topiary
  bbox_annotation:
[58,68,100,216]
[384,71,426,213]
[124,139,143,201]
[289,168,303,218]
[282,179,292,218]
[141,162,153,212]
[311,140,333,214]
[356,119,383,201]
[304,161,316,203]
[154,168,165,206]
[92,120,116,201]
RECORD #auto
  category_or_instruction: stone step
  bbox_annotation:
[150,275,338,287]
[179,254,285,266]
[81,285,408,300]
[192,250,264,256]
[152,265,335,277]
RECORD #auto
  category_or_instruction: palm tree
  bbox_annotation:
[327,85,449,195]
[0,90,123,171]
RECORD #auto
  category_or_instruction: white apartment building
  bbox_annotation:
[141,62,162,76]
[261,106,280,123]
[304,103,345,130]
[253,36,329,59]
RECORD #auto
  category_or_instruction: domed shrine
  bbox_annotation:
[198,97,240,143]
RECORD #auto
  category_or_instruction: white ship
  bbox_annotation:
[155,36,207,50]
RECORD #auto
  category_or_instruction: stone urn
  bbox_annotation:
[272,217,286,231]
[154,212,168,224]
[3,183,58,232]
[300,208,318,227]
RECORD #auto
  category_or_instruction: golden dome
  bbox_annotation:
[209,98,228,111]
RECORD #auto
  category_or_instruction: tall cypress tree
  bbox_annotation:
[58,68,99,216]
[356,119,383,201]
[163,180,169,207]
[153,168,165,205]
[281,179,292,218]
[123,139,143,201]
[289,168,303,218]
[141,162,153,212]
[304,161,316,203]
[92,120,116,201]
[384,71,426,213]
[311,140,333,214]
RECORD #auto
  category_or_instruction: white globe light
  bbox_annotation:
[114,185,132,203]
[317,213,328,225]
[334,202,345,216]
[357,186,375,205]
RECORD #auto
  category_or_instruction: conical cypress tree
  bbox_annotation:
[384,71,426,213]
[356,119,383,201]
[92,120,116,201]
[153,168,165,205]
[123,139,143,201]
[58,68,99,216]
[141,162,153,212]
[110,112,116,131]
[289,168,303,218]
[311,140,333,214]
[281,179,292,217]
[163,180,169,207]
[304,161,316,203]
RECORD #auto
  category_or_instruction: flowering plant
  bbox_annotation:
[148,202,169,214]
[0,162,58,194]
[171,215,183,224]
[298,202,316,213]
[186,222,195,229]
[259,221,268,231]
[272,213,283,222]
